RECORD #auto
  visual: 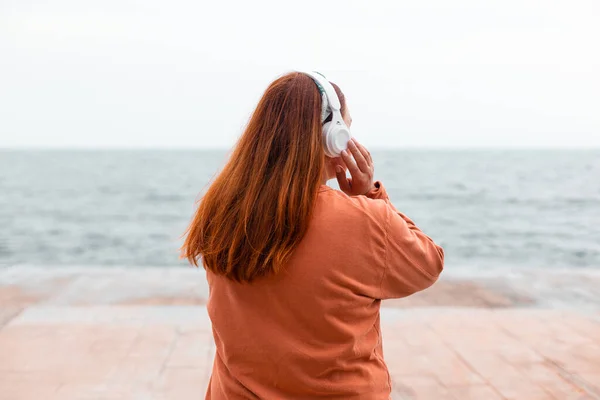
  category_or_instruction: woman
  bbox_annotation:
[182,71,444,399]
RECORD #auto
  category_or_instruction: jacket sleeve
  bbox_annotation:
[366,181,445,299]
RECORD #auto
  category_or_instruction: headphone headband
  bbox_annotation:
[301,70,351,158]
[302,71,343,123]
[302,71,341,111]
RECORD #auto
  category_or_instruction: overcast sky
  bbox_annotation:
[1,0,599,148]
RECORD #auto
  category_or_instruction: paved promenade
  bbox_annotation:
[1,267,599,399]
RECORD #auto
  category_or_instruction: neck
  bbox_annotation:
[321,169,331,185]
[321,158,335,185]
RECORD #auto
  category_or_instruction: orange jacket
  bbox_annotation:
[206,182,444,399]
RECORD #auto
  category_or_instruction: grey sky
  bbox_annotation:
[1,0,599,148]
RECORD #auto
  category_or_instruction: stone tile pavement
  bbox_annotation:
[0,306,599,399]
[1,267,599,399]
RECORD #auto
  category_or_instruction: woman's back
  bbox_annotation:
[181,71,444,399]
[206,184,444,399]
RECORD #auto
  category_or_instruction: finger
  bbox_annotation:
[335,165,351,193]
[355,141,372,164]
[348,139,369,172]
[340,149,361,177]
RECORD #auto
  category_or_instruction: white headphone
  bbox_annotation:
[302,71,351,157]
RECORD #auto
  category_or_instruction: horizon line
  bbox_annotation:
[1,145,599,151]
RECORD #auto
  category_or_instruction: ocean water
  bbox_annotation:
[1,149,599,270]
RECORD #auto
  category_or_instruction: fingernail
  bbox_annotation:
[342,150,347,156]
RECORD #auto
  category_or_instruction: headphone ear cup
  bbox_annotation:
[322,120,351,158]
[321,121,334,157]
[322,121,333,139]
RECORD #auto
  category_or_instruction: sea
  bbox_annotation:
[1,149,599,271]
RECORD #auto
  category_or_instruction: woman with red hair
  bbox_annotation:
[182,71,444,399]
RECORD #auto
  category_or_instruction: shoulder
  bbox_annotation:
[310,186,390,277]
[316,186,390,228]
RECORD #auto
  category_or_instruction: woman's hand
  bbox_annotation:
[335,138,375,196]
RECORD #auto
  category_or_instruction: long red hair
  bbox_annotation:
[181,72,346,282]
